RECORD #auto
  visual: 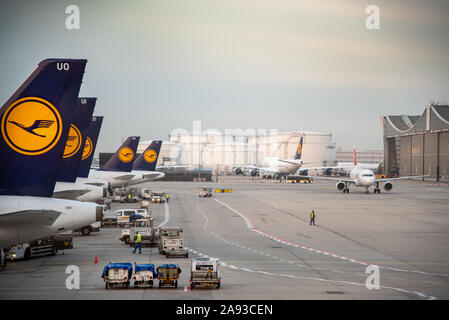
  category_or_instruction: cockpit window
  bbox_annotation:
[361,173,374,177]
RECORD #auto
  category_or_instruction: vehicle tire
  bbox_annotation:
[190,283,194,290]
[51,245,57,256]
[174,280,178,289]
[105,282,109,289]
[158,281,162,289]
[81,227,91,236]
[216,282,220,289]
[124,236,130,244]
[185,253,188,258]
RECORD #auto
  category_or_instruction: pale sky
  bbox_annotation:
[1,0,448,153]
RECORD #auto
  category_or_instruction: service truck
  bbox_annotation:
[7,238,57,261]
[158,226,188,258]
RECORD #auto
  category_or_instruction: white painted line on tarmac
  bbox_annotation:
[215,198,449,279]
[157,202,170,228]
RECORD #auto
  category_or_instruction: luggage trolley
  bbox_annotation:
[156,264,181,288]
[102,262,133,289]
[133,263,156,288]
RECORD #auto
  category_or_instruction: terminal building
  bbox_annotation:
[382,104,449,181]
[138,130,336,174]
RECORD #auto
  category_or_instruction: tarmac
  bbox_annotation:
[0,178,448,300]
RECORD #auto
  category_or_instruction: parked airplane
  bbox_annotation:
[126,140,165,186]
[87,136,140,188]
[234,137,322,178]
[53,97,106,202]
[303,146,427,193]
[0,59,102,266]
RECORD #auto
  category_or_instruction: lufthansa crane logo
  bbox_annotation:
[63,124,82,158]
[1,97,62,156]
[118,147,134,163]
[82,136,93,160]
[144,149,158,163]
[297,143,302,155]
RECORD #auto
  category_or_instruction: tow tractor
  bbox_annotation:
[199,187,212,197]
[190,257,221,289]
[158,226,188,258]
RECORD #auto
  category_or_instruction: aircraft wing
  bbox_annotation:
[53,189,91,200]
[113,174,135,180]
[0,210,61,226]
[299,175,355,183]
[374,175,429,182]
[157,164,191,169]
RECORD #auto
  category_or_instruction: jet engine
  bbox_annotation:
[336,181,345,190]
[383,181,393,191]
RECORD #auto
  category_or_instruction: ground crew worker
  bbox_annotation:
[166,193,170,203]
[133,232,142,254]
[128,193,132,203]
[310,210,316,226]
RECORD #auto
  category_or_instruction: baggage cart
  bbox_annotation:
[102,262,133,289]
[133,263,156,288]
[156,264,181,288]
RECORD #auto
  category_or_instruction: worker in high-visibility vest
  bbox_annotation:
[166,193,170,203]
[310,210,316,226]
[133,232,142,254]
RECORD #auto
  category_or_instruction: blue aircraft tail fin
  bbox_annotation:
[132,140,162,171]
[77,115,103,178]
[99,136,140,172]
[0,59,87,197]
[56,97,96,182]
[294,136,304,160]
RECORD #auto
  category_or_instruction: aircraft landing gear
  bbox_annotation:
[373,182,381,194]
[343,188,350,193]
[365,187,370,194]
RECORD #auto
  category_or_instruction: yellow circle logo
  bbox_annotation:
[297,143,302,155]
[144,149,158,163]
[63,124,82,158]
[1,97,62,156]
[118,147,134,163]
[82,136,93,160]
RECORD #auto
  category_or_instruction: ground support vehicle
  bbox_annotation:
[156,264,181,288]
[189,258,221,289]
[129,227,160,248]
[102,262,133,289]
[74,221,101,236]
[102,212,118,227]
[158,226,186,256]
[7,238,57,261]
[199,187,212,197]
[133,263,156,288]
[53,232,73,250]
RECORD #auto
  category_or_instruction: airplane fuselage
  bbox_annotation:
[0,196,101,248]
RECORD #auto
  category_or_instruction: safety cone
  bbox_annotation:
[94,256,98,264]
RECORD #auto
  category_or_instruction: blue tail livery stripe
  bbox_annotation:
[0,59,87,197]
[99,136,140,172]
[132,140,162,171]
[77,115,103,178]
[294,136,304,160]
[56,97,96,182]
